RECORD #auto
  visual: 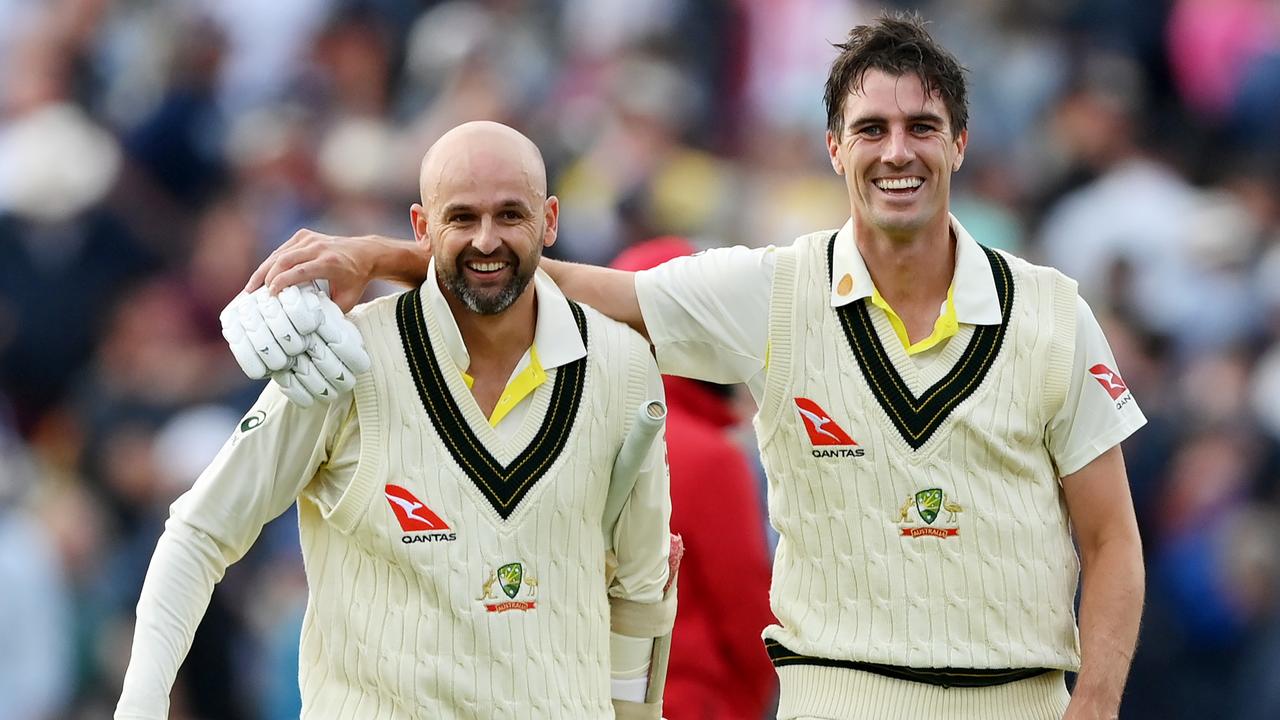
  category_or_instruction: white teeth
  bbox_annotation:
[875,177,923,190]
[469,262,506,272]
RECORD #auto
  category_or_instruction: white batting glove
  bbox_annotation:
[221,292,290,377]
[278,282,325,336]
[288,353,340,401]
[271,369,315,408]
[304,335,358,393]
[314,295,371,375]
[254,287,308,356]
[221,299,269,379]
[220,281,371,407]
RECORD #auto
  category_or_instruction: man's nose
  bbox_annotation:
[472,217,502,254]
[881,127,914,166]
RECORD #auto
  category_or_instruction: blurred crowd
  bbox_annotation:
[1,0,1279,718]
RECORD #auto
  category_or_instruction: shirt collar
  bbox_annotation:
[828,214,1003,325]
[421,259,587,372]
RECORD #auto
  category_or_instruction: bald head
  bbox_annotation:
[409,121,559,317]
[418,121,547,206]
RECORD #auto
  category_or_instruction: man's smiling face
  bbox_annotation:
[413,123,558,316]
[827,69,967,241]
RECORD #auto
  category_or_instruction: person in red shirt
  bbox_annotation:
[612,237,777,719]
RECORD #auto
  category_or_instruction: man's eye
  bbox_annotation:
[858,126,884,137]
[912,123,936,134]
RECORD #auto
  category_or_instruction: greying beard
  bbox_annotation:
[443,270,531,315]
[436,225,544,315]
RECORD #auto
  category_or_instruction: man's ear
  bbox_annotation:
[826,129,845,176]
[410,204,431,251]
[952,128,968,172]
[542,196,559,249]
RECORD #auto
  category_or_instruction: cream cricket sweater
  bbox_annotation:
[297,289,665,719]
[116,286,669,720]
[755,230,1081,672]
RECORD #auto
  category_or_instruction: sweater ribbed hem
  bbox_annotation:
[776,665,1070,720]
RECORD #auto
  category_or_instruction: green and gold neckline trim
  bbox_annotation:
[828,233,1013,450]
[396,289,588,520]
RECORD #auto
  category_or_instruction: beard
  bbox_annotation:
[437,241,541,315]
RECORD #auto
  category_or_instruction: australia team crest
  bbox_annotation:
[896,488,963,538]
[479,561,538,613]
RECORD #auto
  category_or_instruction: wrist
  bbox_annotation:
[365,235,428,286]
[1066,688,1120,719]
[540,256,566,282]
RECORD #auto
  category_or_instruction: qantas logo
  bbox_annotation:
[794,398,855,444]
[1088,363,1131,404]
[794,398,865,458]
[385,484,457,543]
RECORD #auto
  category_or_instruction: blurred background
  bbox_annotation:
[1,0,1279,718]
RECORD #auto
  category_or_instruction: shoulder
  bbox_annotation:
[578,302,651,360]
[992,247,1079,295]
[792,228,841,248]
[777,228,841,278]
[780,228,840,258]
[347,289,411,330]
[639,244,779,284]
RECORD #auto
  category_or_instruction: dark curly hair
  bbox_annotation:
[824,12,969,138]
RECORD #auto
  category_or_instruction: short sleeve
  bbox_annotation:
[633,245,775,394]
[1046,296,1148,476]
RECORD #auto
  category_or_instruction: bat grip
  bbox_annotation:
[602,400,667,545]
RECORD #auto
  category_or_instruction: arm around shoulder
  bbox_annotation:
[542,258,647,339]
[250,230,430,312]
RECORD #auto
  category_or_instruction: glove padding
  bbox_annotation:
[220,281,371,405]
[271,369,316,408]
[220,290,291,374]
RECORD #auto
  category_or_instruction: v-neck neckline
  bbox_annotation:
[396,288,589,520]
[826,234,1015,451]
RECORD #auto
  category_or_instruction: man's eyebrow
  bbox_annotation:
[441,199,533,215]
[497,199,534,212]
[441,202,475,216]
[847,112,946,128]
[906,112,947,125]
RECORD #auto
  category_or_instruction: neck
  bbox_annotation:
[853,212,955,310]
[443,280,538,371]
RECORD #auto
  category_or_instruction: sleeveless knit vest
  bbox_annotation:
[294,288,651,719]
[755,231,1082,672]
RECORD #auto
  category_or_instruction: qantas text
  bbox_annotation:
[812,448,866,459]
[401,532,457,544]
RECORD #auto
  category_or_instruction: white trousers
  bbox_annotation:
[776,665,1070,720]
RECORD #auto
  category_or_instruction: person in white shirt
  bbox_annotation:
[235,13,1145,720]
[117,121,676,720]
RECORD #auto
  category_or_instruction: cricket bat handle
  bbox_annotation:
[602,400,667,545]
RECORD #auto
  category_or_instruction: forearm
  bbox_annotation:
[117,387,338,717]
[1070,534,1144,717]
[541,258,648,339]
[365,235,430,287]
[115,520,232,719]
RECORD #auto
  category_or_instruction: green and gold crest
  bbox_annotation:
[915,488,943,525]
[498,563,523,599]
